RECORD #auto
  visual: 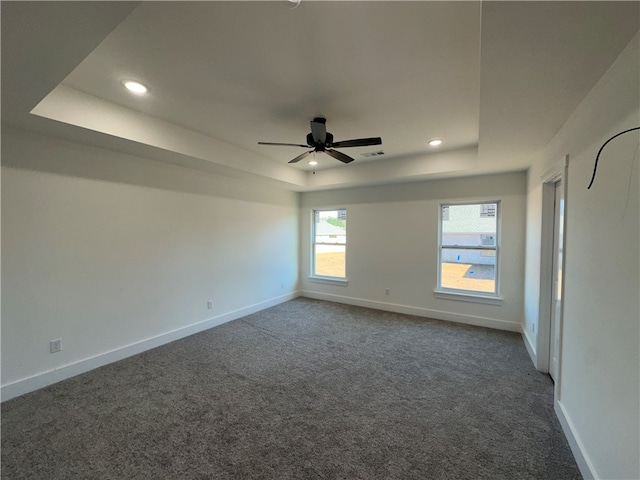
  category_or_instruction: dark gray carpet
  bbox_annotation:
[2,298,581,479]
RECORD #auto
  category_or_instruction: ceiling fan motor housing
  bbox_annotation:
[306,131,333,150]
[258,117,381,163]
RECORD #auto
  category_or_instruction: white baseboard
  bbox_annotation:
[521,325,537,366]
[301,290,521,332]
[1,291,301,402]
[555,399,597,480]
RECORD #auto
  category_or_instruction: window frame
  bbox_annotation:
[310,208,348,284]
[435,200,502,302]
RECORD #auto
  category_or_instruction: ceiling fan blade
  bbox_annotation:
[325,149,354,164]
[288,150,313,164]
[258,141,310,148]
[330,137,382,148]
[310,117,327,145]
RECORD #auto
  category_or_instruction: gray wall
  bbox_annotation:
[524,33,639,479]
[300,172,527,331]
[1,127,300,399]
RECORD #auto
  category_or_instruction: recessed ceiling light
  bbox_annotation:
[123,81,148,94]
[308,160,318,166]
[429,139,443,147]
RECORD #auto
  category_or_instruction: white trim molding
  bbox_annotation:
[434,289,503,305]
[521,324,537,365]
[536,154,569,374]
[555,399,596,480]
[1,291,301,402]
[308,276,349,286]
[302,290,520,332]
[540,154,569,182]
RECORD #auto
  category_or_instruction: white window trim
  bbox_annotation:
[434,289,503,305]
[308,276,349,286]
[435,200,502,300]
[310,208,347,281]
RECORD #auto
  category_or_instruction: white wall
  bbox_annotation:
[523,173,542,357]
[524,33,639,480]
[300,172,526,331]
[1,127,300,400]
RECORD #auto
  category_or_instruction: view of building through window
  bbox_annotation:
[439,202,498,294]
[313,209,347,278]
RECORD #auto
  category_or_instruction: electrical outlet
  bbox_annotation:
[385,289,390,295]
[281,283,284,289]
[207,300,213,310]
[50,339,62,354]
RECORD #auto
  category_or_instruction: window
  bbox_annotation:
[480,204,496,217]
[312,209,347,279]
[438,202,499,296]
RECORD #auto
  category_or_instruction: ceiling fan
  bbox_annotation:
[258,117,382,164]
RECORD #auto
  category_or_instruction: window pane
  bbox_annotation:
[442,205,449,221]
[442,203,497,246]
[315,244,346,277]
[313,209,346,278]
[439,202,498,294]
[441,248,495,292]
[480,204,497,217]
[315,210,346,243]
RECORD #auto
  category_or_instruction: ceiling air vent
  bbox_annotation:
[361,151,385,158]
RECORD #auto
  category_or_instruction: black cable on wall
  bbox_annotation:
[588,127,640,189]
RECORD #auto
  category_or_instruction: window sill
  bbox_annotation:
[434,289,503,305]
[309,276,349,286]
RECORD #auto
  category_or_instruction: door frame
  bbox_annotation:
[536,155,568,394]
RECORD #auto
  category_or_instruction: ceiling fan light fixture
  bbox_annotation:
[429,139,443,147]
[123,80,148,94]
[308,160,318,166]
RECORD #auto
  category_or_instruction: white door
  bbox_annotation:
[549,180,565,382]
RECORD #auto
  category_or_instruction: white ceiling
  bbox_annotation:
[2,1,639,191]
